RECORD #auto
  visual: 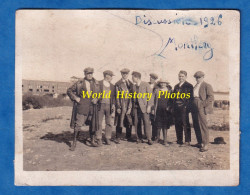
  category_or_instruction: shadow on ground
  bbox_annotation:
[40,130,93,147]
[39,131,133,148]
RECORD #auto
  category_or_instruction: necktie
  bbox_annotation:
[194,83,198,90]
[125,80,130,90]
[194,83,199,97]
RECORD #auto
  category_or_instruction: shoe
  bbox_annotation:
[136,139,142,144]
[91,139,98,147]
[106,138,111,145]
[115,138,120,144]
[200,148,208,152]
[69,142,76,151]
[97,139,103,146]
[180,142,190,147]
[148,140,153,145]
[124,136,132,141]
[127,137,133,142]
[200,145,208,152]
[193,143,202,148]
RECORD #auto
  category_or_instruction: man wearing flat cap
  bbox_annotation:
[191,71,214,152]
[131,71,153,145]
[95,70,115,146]
[173,70,193,147]
[149,73,158,89]
[67,67,100,150]
[148,73,158,141]
[114,68,133,143]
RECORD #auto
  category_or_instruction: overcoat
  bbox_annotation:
[67,78,100,129]
[114,79,133,127]
[151,85,174,125]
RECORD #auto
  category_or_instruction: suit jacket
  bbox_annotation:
[195,81,214,115]
[67,78,100,128]
[173,81,193,112]
[98,80,115,112]
[114,79,133,127]
[132,81,153,113]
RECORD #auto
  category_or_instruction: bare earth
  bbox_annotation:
[23,106,229,171]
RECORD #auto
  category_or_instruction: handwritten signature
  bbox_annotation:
[156,36,214,61]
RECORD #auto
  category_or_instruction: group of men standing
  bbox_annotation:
[67,67,214,152]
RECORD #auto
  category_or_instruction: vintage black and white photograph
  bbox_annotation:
[15,10,239,186]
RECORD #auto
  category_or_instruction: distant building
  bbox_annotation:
[70,76,80,84]
[22,79,71,97]
[214,91,229,100]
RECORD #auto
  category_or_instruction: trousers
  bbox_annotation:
[174,105,191,143]
[133,106,152,140]
[74,113,93,137]
[192,98,208,145]
[96,103,112,139]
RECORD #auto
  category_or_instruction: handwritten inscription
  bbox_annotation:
[135,14,222,28]
[136,15,199,26]
[199,14,223,28]
[108,12,218,61]
[156,36,213,61]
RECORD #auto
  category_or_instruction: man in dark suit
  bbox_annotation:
[148,73,158,141]
[131,71,153,145]
[96,70,115,146]
[114,68,133,143]
[67,67,100,150]
[173,70,193,146]
[192,71,214,152]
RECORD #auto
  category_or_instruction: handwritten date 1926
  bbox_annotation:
[200,14,223,28]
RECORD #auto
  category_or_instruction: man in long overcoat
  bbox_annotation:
[148,73,158,141]
[114,68,133,143]
[67,67,100,150]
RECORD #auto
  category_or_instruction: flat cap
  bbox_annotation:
[150,73,158,80]
[194,71,205,78]
[158,78,169,84]
[132,71,141,78]
[84,67,94,74]
[120,68,130,74]
[103,70,114,76]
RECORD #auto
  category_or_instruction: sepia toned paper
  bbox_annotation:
[15,10,239,186]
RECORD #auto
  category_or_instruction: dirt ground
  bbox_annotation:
[23,106,230,171]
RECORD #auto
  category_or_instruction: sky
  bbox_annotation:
[17,10,232,92]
